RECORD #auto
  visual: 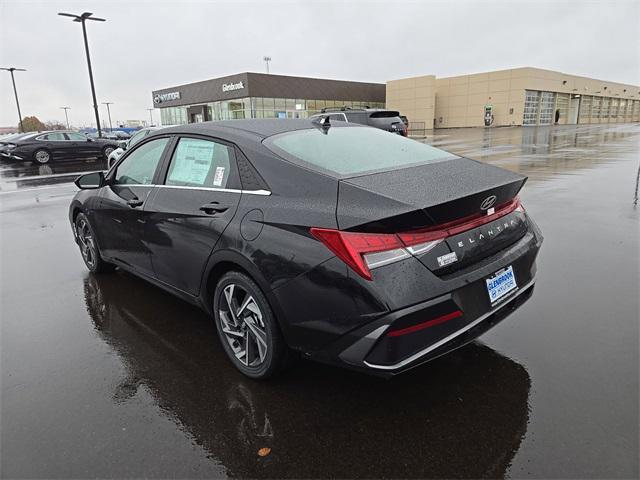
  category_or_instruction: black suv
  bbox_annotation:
[310,107,408,136]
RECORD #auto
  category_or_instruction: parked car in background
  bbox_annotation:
[103,130,131,141]
[310,107,408,136]
[70,119,542,380]
[107,126,172,168]
[0,131,118,164]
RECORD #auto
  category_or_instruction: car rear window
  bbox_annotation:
[265,126,457,177]
[369,111,400,118]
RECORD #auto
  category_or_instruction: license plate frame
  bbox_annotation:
[486,265,518,305]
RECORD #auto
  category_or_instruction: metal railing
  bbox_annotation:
[407,121,427,137]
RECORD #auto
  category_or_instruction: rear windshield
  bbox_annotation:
[265,126,457,177]
[369,111,400,118]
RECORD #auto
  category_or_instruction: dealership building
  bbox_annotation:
[152,72,385,125]
[152,67,640,129]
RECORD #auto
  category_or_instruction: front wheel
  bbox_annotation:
[75,213,115,273]
[102,146,115,159]
[214,271,294,379]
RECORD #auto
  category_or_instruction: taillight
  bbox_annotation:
[310,228,444,280]
[309,228,407,280]
[311,197,522,280]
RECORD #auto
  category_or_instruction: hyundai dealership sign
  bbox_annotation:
[222,81,244,92]
[153,91,181,104]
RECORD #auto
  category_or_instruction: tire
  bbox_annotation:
[33,148,50,164]
[213,271,293,379]
[102,146,115,160]
[74,213,115,274]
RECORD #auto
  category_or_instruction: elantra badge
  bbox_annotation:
[480,195,497,210]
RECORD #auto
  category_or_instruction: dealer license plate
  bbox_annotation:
[486,266,517,304]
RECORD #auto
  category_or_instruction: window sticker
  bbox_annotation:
[168,140,214,185]
[213,166,226,187]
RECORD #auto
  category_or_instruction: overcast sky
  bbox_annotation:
[1,0,639,127]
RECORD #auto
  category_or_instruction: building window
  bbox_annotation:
[538,91,556,125]
[523,90,540,125]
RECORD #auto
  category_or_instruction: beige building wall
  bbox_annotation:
[386,75,436,130]
[387,67,640,129]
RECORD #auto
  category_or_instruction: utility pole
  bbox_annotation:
[146,108,154,126]
[263,56,271,74]
[102,102,113,131]
[1,67,26,132]
[58,11,105,137]
[60,106,71,129]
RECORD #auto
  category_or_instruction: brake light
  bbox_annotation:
[310,197,522,280]
[310,228,407,280]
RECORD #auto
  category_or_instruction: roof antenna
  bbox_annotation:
[311,114,331,134]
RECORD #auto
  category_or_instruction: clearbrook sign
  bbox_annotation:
[222,81,244,92]
[153,92,181,104]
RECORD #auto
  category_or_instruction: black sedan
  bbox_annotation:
[0,130,118,164]
[69,119,543,379]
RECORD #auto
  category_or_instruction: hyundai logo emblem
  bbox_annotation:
[480,195,497,210]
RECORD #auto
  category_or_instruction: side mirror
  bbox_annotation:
[118,140,127,149]
[75,171,105,190]
[87,137,94,142]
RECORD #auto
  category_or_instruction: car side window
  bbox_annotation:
[66,132,87,141]
[328,113,347,122]
[128,130,148,148]
[45,132,66,141]
[114,137,169,185]
[165,137,235,189]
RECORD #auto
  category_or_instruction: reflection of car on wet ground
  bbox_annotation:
[69,119,543,379]
[0,130,118,164]
[82,270,531,478]
[310,107,408,136]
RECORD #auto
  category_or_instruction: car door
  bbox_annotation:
[65,131,93,159]
[41,132,70,159]
[94,136,171,276]
[144,136,241,295]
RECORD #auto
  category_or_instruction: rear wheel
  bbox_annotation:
[75,213,115,273]
[34,149,50,164]
[214,271,293,379]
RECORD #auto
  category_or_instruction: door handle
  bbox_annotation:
[127,198,144,208]
[199,202,228,215]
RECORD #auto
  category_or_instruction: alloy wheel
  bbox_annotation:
[35,150,50,163]
[76,217,97,269]
[219,283,268,367]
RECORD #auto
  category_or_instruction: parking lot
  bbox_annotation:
[1,123,638,478]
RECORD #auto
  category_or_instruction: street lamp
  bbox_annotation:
[146,108,154,126]
[58,11,105,137]
[60,106,71,129]
[0,67,26,132]
[263,56,271,74]
[102,102,113,131]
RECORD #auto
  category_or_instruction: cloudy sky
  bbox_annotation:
[1,0,638,127]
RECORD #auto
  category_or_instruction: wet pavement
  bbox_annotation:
[1,124,638,478]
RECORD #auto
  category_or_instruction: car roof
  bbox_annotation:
[156,119,357,141]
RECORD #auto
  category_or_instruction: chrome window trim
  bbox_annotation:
[108,183,271,196]
[363,278,536,371]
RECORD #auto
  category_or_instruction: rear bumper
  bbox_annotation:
[306,228,541,377]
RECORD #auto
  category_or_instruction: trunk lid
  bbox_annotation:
[337,157,526,231]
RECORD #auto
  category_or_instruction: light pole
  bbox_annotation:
[58,11,105,137]
[146,108,154,126]
[263,56,271,74]
[60,106,71,129]
[1,67,26,132]
[102,102,113,131]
